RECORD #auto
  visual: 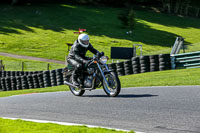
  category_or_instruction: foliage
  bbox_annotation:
[127,9,136,30]
[118,8,136,30]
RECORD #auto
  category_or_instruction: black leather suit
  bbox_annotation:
[67,40,99,75]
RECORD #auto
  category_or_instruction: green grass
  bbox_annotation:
[0,85,69,98]
[120,68,200,87]
[0,4,200,61]
[0,55,65,71]
[0,118,134,133]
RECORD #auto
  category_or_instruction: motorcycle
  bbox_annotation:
[63,54,121,97]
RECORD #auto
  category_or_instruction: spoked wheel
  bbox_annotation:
[103,72,121,97]
[69,76,85,96]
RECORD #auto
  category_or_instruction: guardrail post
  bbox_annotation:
[171,55,176,69]
[22,62,24,71]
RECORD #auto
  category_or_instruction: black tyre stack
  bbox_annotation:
[159,54,171,71]
[150,55,159,72]
[19,71,24,76]
[124,60,133,75]
[11,71,15,77]
[24,71,29,76]
[5,77,12,91]
[50,70,57,86]
[15,71,20,77]
[1,78,6,91]
[21,76,29,89]
[33,74,40,89]
[108,63,117,74]
[116,62,125,76]
[56,69,64,85]
[11,77,17,90]
[140,56,150,73]
[131,57,140,74]
[38,73,44,88]
[0,79,2,91]
[43,71,51,88]
[27,75,34,89]
[16,76,22,90]
[2,71,6,77]
[6,71,11,77]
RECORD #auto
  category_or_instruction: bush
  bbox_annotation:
[128,9,136,30]
[118,8,136,30]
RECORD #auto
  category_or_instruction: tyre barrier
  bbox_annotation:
[0,69,64,91]
[0,54,171,91]
[150,55,159,72]
[108,54,171,76]
[124,60,133,75]
[140,56,150,73]
[131,57,141,74]
[159,54,171,71]
[116,62,125,76]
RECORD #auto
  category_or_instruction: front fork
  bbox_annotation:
[96,63,110,87]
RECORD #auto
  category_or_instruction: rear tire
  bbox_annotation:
[103,72,121,97]
[69,76,85,96]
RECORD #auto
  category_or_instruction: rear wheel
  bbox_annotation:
[103,72,121,97]
[69,76,85,96]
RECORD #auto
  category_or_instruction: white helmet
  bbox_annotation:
[78,34,90,48]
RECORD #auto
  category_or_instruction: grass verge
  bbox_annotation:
[0,118,134,133]
[120,68,200,87]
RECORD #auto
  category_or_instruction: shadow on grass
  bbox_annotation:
[83,94,158,98]
[0,3,197,47]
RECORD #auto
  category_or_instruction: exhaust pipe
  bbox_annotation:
[64,81,79,88]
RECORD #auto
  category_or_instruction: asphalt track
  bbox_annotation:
[0,86,200,133]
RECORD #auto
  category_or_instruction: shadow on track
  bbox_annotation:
[83,94,158,98]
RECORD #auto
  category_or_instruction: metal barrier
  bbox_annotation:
[171,51,200,69]
[171,37,185,55]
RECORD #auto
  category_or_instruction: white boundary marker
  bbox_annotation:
[2,117,145,133]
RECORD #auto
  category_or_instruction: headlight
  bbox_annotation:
[100,56,108,64]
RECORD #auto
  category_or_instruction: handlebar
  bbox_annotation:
[87,52,105,67]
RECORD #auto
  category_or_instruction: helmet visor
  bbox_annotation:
[80,40,89,45]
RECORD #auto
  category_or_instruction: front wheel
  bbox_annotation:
[103,72,121,97]
[69,76,85,96]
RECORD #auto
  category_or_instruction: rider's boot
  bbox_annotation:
[72,72,79,86]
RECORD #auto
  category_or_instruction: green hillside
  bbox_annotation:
[0,4,200,61]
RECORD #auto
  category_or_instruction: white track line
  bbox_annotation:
[2,117,145,133]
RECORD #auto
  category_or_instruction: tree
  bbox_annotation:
[11,0,19,5]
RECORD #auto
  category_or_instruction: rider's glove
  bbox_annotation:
[97,52,104,57]
[100,52,104,56]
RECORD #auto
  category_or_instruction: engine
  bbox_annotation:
[84,75,93,88]
[87,67,95,74]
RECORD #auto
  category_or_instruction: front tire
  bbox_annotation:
[69,76,85,96]
[103,72,121,97]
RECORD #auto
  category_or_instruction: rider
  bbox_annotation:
[67,33,102,86]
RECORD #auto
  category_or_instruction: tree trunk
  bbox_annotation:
[196,8,200,17]
[162,0,171,13]
[184,0,191,16]
[11,0,19,5]
[174,0,181,14]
